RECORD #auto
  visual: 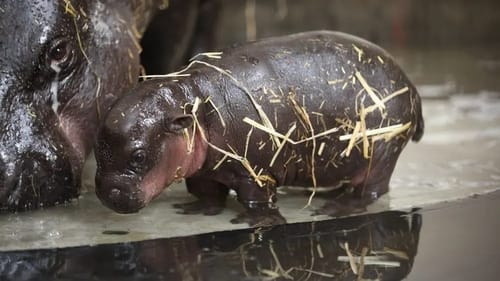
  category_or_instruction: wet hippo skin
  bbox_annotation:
[0,0,217,212]
[95,31,424,226]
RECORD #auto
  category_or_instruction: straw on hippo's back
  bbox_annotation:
[95,31,424,226]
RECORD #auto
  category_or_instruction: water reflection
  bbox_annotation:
[0,210,421,281]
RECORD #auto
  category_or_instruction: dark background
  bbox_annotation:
[213,0,500,94]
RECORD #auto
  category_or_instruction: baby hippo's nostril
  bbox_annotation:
[109,188,121,201]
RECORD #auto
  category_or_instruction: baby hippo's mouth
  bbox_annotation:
[95,175,146,214]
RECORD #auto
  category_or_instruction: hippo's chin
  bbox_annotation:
[95,181,147,214]
[98,196,147,214]
[0,154,81,212]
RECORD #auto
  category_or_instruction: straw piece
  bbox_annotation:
[378,247,410,260]
[328,79,344,85]
[244,126,254,158]
[319,100,326,110]
[212,154,228,170]
[352,44,364,62]
[355,71,385,112]
[373,122,412,142]
[344,242,358,274]
[359,104,369,158]
[339,123,404,141]
[206,97,226,129]
[365,86,409,114]
[316,243,325,259]
[189,51,223,61]
[269,123,296,167]
[345,121,361,157]
[356,247,369,281]
[337,256,401,267]
[243,117,339,145]
[317,142,326,156]
[62,0,77,17]
[293,268,335,278]
[243,117,291,142]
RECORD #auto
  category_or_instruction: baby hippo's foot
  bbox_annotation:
[173,199,225,216]
[230,202,286,226]
[313,199,369,217]
[314,178,390,217]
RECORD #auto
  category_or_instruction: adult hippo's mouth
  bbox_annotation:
[0,92,87,211]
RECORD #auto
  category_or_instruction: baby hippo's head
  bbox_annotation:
[94,80,206,213]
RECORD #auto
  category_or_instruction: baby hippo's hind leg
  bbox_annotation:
[314,147,401,217]
[173,177,229,216]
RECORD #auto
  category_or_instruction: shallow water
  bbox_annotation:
[1,0,500,280]
[1,192,499,280]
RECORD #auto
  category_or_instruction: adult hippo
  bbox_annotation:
[0,0,218,212]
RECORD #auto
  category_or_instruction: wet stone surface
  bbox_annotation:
[0,192,499,281]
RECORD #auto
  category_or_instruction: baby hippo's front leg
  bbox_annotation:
[173,177,229,216]
[230,177,286,227]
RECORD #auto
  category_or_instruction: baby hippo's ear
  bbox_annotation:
[164,115,194,134]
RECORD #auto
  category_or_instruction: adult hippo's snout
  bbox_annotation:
[0,98,80,211]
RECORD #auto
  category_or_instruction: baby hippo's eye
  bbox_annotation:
[130,149,146,168]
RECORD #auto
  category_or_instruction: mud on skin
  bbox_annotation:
[95,31,424,226]
[0,0,218,212]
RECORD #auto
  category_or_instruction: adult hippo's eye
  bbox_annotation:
[129,149,146,168]
[46,38,76,75]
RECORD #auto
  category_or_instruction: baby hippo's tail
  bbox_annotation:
[412,92,424,142]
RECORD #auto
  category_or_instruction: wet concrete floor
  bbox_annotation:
[1,191,499,280]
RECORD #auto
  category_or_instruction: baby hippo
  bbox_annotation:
[95,31,424,226]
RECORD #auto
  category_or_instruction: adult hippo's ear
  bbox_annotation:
[164,115,194,134]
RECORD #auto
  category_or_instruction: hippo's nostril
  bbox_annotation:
[109,188,121,200]
[0,154,78,212]
[96,179,145,214]
[4,159,45,208]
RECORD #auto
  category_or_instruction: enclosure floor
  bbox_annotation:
[1,93,499,251]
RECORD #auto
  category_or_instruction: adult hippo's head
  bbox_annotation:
[0,0,144,211]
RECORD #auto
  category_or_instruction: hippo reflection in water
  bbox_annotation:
[0,0,218,211]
